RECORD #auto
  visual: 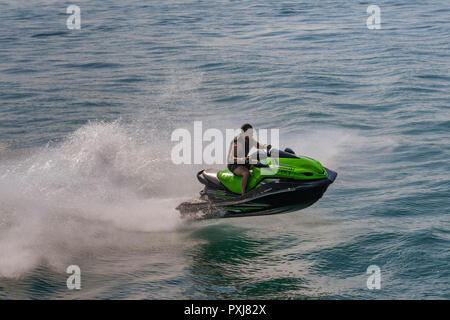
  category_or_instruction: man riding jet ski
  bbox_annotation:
[226,123,271,195]
[177,124,337,218]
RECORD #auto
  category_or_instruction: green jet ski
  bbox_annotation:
[176,148,337,219]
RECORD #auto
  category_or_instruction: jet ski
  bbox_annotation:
[176,148,337,219]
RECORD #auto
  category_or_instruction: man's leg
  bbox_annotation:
[234,166,250,195]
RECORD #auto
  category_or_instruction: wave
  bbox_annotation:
[0,121,189,278]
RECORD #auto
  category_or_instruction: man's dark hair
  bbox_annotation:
[241,123,253,132]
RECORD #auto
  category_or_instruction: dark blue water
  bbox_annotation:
[0,0,449,299]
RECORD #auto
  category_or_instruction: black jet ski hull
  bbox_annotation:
[177,168,337,219]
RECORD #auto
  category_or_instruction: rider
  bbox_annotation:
[227,123,271,195]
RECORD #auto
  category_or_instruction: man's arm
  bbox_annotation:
[255,138,271,150]
[250,136,266,149]
[256,142,266,149]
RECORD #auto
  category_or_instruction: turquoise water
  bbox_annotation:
[0,0,449,299]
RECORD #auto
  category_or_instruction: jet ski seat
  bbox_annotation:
[197,169,224,188]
